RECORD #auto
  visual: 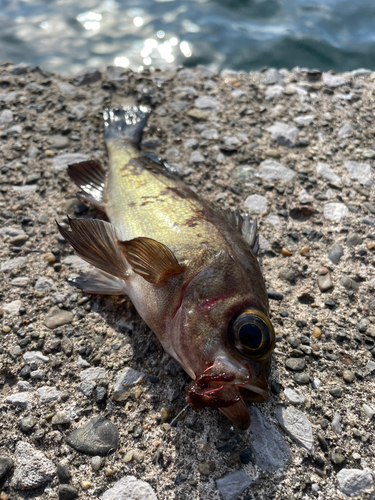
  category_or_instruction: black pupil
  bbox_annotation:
[238,323,262,350]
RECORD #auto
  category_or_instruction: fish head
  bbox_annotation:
[172,249,275,429]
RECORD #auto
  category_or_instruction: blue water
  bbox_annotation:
[1,0,375,74]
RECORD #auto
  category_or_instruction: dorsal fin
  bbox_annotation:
[221,208,259,256]
[118,237,185,284]
[67,160,107,210]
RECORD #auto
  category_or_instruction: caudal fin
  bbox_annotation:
[103,106,150,144]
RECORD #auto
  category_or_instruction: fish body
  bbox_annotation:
[58,106,275,428]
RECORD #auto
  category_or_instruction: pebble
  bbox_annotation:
[285,358,306,371]
[249,407,291,472]
[329,386,343,398]
[244,194,267,214]
[363,403,375,419]
[276,406,314,453]
[344,160,373,187]
[58,485,79,500]
[6,392,33,408]
[37,386,61,404]
[52,411,71,425]
[346,233,363,247]
[322,73,348,87]
[328,244,344,264]
[190,150,205,163]
[284,388,305,405]
[44,306,73,329]
[261,68,284,86]
[259,159,295,182]
[216,471,252,500]
[12,441,56,490]
[49,135,70,149]
[331,450,346,465]
[266,122,298,147]
[91,456,102,471]
[312,326,322,338]
[337,468,373,497]
[112,367,145,401]
[201,128,218,140]
[338,122,352,139]
[324,203,348,221]
[2,300,22,316]
[1,256,27,272]
[0,458,13,481]
[265,84,283,100]
[194,96,219,110]
[231,164,257,183]
[294,372,310,385]
[20,416,35,432]
[316,162,341,186]
[34,277,54,292]
[73,68,101,86]
[340,277,359,291]
[101,475,157,500]
[343,370,355,383]
[363,201,375,214]
[81,480,91,489]
[278,267,296,283]
[367,360,375,373]
[66,416,119,456]
[79,367,107,381]
[317,266,333,292]
[332,412,342,434]
[294,114,314,126]
[160,407,170,423]
[0,109,13,125]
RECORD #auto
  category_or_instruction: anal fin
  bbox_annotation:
[68,160,107,210]
[68,269,127,295]
[57,218,129,279]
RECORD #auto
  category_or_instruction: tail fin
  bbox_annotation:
[103,106,150,144]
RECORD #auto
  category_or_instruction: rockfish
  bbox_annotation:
[57,106,275,429]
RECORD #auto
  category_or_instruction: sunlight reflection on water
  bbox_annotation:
[1,0,375,74]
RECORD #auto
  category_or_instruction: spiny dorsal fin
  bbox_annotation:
[56,218,128,279]
[220,208,259,256]
[118,237,185,284]
[67,160,107,210]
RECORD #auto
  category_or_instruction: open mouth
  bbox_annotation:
[185,360,269,428]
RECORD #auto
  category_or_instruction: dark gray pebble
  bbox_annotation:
[58,484,79,500]
[328,245,343,265]
[285,358,306,371]
[317,433,328,451]
[294,373,310,385]
[346,233,363,247]
[329,387,343,398]
[94,386,107,404]
[267,290,284,301]
[19,365,31,379]
[175,473,187,485]
[239,448,253,465]
[66,416,119,456]
[0,457,13,481]
[57,463,71,484]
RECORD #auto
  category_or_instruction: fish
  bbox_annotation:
[57,106,275,429]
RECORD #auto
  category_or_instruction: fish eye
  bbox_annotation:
[229,309,275,359]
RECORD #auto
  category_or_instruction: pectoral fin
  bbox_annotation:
[57,218,129,279]
[118,237,184,284]
[68,269,127,295]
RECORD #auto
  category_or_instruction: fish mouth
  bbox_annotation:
[185,357,269,429]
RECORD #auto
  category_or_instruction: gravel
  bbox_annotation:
[216,470,252,500]
[0,62,374,500]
